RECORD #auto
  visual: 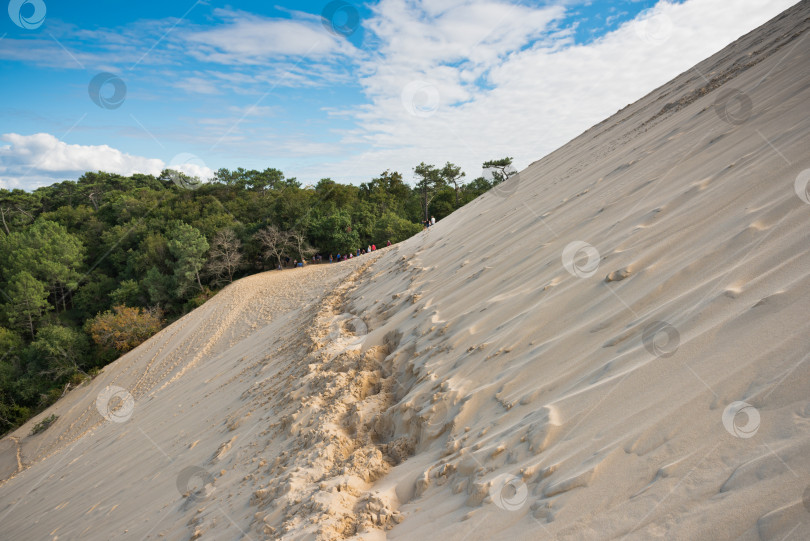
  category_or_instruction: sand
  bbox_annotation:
[1,2,809,539]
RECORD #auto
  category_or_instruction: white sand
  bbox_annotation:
[1,3,809,539]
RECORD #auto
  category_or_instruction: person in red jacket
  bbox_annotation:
[371,244,376,251]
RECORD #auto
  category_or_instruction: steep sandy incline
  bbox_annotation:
[334,4,810,540]
[0,256,402,540]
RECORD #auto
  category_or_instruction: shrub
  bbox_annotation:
[30,413,58,435]
[88,305,164,353]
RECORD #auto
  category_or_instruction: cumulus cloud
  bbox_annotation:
[0,133,164,190]
[322,0,798,182]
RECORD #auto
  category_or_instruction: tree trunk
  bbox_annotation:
[26,311,35,338]
[51,280,59,313]
[422,184,429,222]
[0,207,9,235]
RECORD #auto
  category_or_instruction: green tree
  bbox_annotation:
[0,327,28,430]
[110,279,142,307]
[360,170,409,216]
[3,272,51,337]
[373,211,423,244]
[72,272,117,321]
[440,162,466,208]
[413,162,445,223]
[0,188,38,234]
[310,210,359,255]
[167,223,209,296]
[142,267,173,306]
[482,157,517,185]
[28,324,90,380]
[0,220,84,312]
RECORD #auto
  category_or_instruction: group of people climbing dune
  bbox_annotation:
[282,240,393,269]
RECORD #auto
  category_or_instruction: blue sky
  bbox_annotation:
[0,0,797,189]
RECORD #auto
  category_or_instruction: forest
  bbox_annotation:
[0,158,516,434]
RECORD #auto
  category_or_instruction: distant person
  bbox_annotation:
[329,254,333,263]
[367,245,371,252]
[293,259,298,267]
[431,216,436,226]
[371,244,376,251]
[386,240,391,247]
[356,248,360,257]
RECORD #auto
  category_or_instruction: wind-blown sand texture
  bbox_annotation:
[1,3,809,539]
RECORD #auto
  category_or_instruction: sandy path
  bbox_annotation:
[0,256,387,540]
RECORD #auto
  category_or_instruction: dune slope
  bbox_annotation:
[1,2,809,540]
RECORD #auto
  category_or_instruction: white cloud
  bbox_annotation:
[0,133,165,190]
[186,9,357,64]
[320,0,798,183]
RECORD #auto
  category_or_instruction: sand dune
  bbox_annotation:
[2,2,809,540]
